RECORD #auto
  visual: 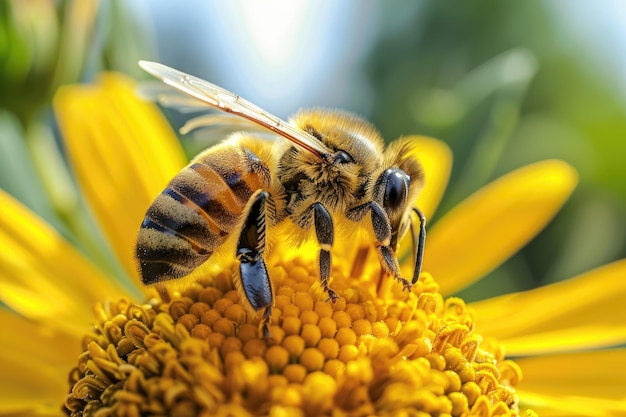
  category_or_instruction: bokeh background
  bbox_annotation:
[2,0,625,302]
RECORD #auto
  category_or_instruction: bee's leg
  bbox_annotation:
[237,190,273,338]
[410,207,426,285]
[368,202,412,291]
[312,203,339,302]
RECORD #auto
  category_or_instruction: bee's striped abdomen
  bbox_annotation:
[136,145,271,284]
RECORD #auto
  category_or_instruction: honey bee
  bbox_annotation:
[136,61,426,337]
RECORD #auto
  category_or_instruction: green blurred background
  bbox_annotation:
[1,0,625,301]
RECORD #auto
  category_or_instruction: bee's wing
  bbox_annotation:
[181,114,284,154]
[137,80,207,113]
[139,81,274,148]
[179,113,275,135]
[139,61,332,160]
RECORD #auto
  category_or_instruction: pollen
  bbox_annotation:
[63,249,526,416]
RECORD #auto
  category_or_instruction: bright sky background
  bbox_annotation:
[136,1,626,116]
[142,1,385,117]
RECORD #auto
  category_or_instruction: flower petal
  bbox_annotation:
[424,160,578,295]
[471,259,626,356]
[0,309,76,415]
[396,137,451,274]
[517,349,626,416]
[410,136,452,220]
[54,73,187,280]
[0,189,126,335]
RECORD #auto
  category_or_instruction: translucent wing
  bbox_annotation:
[181,114,284,155]
[139,60,332,160]
[179,113,273,135]
[136,80,207,113]
[138,80,275,149]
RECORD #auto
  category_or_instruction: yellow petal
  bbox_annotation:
[0,189,125,335]
[396,137,451,277]
[517,349,626,416]
[54,73,187,281]
[0,309,77,415]
[424,160,578,295]
[472,259,626,356]
[409,136,452,220]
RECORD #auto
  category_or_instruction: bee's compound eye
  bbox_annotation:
[384,169,410,210]
[334,150,354,164]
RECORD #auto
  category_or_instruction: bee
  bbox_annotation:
[136,61,426,338]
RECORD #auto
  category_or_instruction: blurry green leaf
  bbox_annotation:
[52,0,99,88]
[27,119,134,290]
[542,194,626,283]
[411,89,465,127]
[0,1,30,83]
[438,49,538,210]
[27,120,77,216]
[0,110,57,225]
[455,48,537,109]
[101,0,156,77]
[0,0,61,119]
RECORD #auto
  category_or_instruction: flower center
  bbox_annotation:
[64,249,523,416]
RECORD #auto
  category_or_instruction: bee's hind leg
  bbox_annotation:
[312,202,340,303]
[237,190,274,338]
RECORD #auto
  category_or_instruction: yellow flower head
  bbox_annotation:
[1,73,626,417]
[64,249,523,416]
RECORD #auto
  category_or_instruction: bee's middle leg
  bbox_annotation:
[311,202,339,302]
[237,190,273,338]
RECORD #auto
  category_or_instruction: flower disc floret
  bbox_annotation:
[64,250,523,416]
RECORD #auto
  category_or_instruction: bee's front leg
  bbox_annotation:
[409,207,426,285]
[370,202,412,290]
[347,202,411,291]
[237,190,273,338]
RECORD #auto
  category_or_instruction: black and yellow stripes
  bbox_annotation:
[136,145,271,284]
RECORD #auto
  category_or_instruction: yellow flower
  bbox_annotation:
[1,73,625,416]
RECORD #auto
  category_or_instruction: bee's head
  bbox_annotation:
[281,109,385,208]
[293,109,384,178]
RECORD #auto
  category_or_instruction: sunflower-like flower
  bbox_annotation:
[1,74,625,417]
